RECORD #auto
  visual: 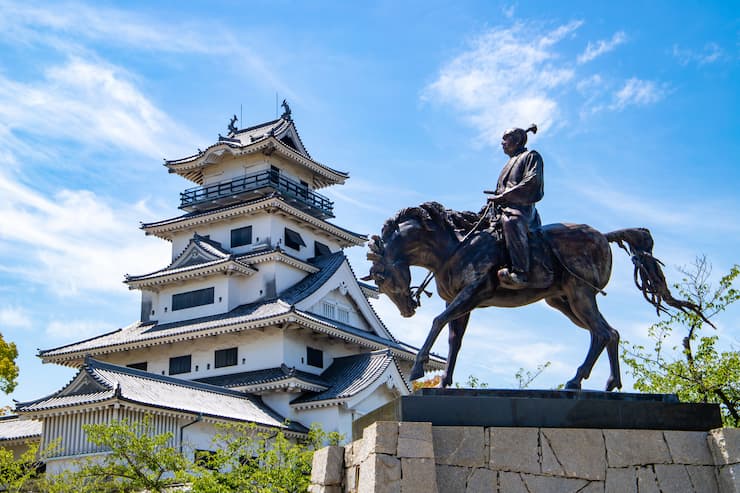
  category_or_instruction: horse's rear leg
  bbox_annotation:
[562,286,614,390]
[440,313,470,388]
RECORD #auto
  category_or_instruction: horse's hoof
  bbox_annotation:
[409,366,424,381]
[564,380,581,390]
[605,377,622,392]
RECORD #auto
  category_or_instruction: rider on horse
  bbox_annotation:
[485,124,542,289]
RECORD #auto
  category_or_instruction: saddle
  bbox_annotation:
[485,219,554,289]
[493,222,606,291]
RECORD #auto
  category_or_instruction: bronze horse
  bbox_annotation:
[363,201,708,390]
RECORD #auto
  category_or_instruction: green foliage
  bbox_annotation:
[73,415,189,492]
[514,361,552,389]
[0,333,19,394]
[36,415,340,492]
[455,374,489,388]
[190,422,341,493]
[622,257,740,426]
[0,442,41,492]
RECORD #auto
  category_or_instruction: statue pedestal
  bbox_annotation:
[352,388,721,440]
[309,390,736,492]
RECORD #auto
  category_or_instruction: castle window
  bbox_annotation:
[169,355,192,375]
[284,228,305,250]
[322,302,335,319]
[307,347,323,368]
[215,347,238,368]
[231,226,253,247]
[337,308,350,324]
[172,287,214,311]
[127,362,148,371]
[314,241,331,257]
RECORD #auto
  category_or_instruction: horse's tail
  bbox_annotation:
[605,228,714,327]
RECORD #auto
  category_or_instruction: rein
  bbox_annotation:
[409,202,493,307]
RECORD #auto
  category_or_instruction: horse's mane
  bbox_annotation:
[381,201,485,241]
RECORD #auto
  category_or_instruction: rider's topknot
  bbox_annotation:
[504,123,537,147]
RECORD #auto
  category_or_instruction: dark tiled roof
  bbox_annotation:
[195,364,329,389]
[0,415,42,441]
[291,350,408,404]
[16,358,306,433]
[165,117,348,180]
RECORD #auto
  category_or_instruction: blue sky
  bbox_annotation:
[0,1,737,407]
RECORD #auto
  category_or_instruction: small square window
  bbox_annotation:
[314,241,331,257]
[284,228,306,250]
[215,347,238,368]
[337,308,350,324]
[169,355,192,375]
[307,347,323,368]
[231,226,253,248]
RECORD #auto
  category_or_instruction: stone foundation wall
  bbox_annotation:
[310,423,740,493]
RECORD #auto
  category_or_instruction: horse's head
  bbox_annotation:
[362,234,418,318]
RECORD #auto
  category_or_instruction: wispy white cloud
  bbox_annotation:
[0,307,32,330]
[0,1,299,106]
[422,21,583,145]
[672,42,723,66]
[502,4,516,19]
[0,170,170,296]
[0,0,224,55]
[46,319,116,341]
[577,31,627,64]
[0,57,198,159]
[610,77,667,110]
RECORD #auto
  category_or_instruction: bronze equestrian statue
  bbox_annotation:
[363,126,710,391]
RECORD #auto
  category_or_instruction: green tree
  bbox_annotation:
[71,415,190,492]
[623,257,740,426]
[190,422,340,493]
[0,443,41,492]
[0,333,19,394]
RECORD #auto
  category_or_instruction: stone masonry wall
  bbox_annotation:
[310,423,740,493]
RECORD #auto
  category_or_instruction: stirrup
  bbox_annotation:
[498,268,529,289]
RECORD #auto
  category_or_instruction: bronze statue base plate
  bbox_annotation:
[352,389,721,441]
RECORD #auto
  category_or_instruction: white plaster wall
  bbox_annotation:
[261,393,297,424]
[309,289,371,332]
[181,420,221,456]
[200,154,260,185]
[200,152,323,195]
[151,277,228,324]
[272,214,339,262]
[282,329,361,374]
[167,215,343,264]
[292,406,352,443]
[101,329,285,379]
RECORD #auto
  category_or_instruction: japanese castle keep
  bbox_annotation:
[4,106,443,472]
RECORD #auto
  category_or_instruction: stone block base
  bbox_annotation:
[311,423,740,493]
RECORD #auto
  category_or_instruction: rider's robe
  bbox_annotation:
[494,148,544,274]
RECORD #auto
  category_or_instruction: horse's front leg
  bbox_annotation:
[409,276,489,381]
[440,313,470,388]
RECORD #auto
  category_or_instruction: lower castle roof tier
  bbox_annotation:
[40,252,445,371]
[16,357,306,434]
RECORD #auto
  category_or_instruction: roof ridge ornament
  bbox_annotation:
[227,114,238,135]
[281,99,292,121]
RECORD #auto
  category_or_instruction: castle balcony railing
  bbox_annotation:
[179,169,334,219]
